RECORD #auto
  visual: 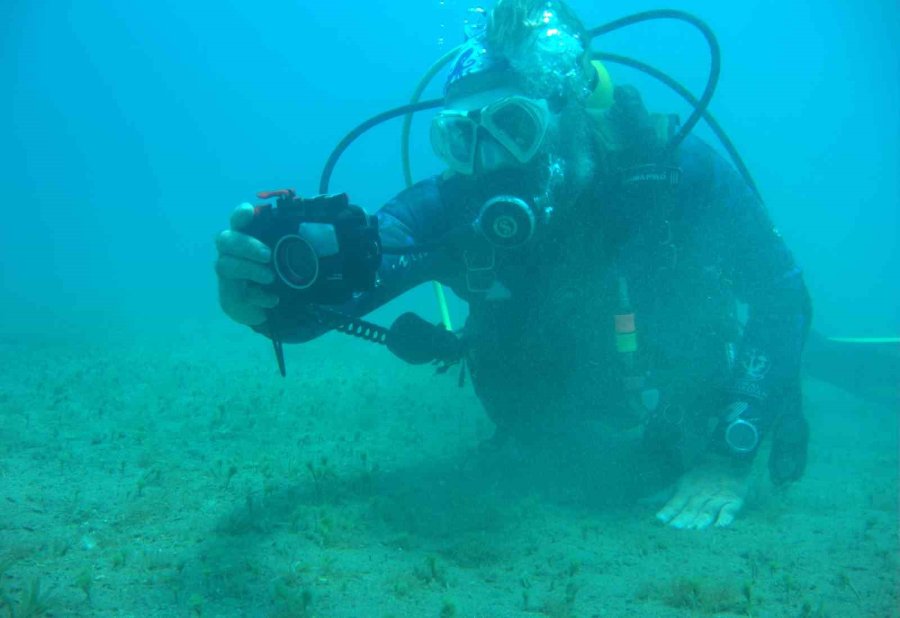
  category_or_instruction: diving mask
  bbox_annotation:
[431,95,551,175]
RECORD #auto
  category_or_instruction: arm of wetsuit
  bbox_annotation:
[682,137,812,457]
[253,177,452,343]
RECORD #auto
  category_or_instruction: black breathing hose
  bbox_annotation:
[319,98,444,194]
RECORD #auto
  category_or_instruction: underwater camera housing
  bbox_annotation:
[245,190,465,377]
[244,189,381,313]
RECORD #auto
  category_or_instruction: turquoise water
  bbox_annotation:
[1,1,897,616]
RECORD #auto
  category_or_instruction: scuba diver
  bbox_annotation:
[214,0,812,529]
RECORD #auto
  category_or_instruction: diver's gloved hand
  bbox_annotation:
[655,455,750,530]
[215,203,279,326]
[386,312,463,365]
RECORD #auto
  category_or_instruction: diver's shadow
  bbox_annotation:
[178,431,678,610]
[180,449,526,604]
[186,434,669,594]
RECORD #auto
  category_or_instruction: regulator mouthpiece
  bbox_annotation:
[476,195,538,248]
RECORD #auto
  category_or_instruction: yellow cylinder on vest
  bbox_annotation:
[585,60,614,110]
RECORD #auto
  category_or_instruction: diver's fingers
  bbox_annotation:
[689,510,716,531]
[690,497,732,530]
[244,284,280,309]
[714,499,743,528]
[219,203,270,262]
[668,494,711,530]
[230,203,256,230]
[216,229,271,264]
[218,280,268,326]
[227,304,267,327]
[669,501,702,530]
[656,491,690,524]
[215,255,274,285]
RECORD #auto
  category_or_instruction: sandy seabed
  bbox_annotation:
[0,323,897,618]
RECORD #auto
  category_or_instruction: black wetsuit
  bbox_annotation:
[271,130,811,484]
